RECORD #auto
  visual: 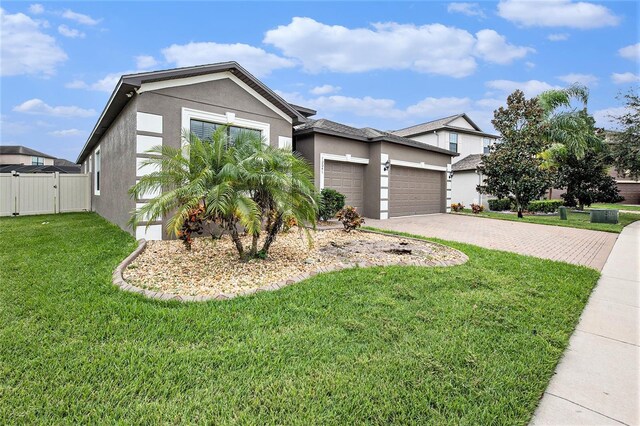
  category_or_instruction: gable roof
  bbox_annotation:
[77,62,308,163]
[0,145,56,159]
[295,119,458,156]
[452,154,483,172]
[392,113,499,139]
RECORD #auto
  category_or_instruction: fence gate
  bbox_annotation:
[0,172,91,217]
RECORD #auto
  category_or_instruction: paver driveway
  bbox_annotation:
[366,214,618,270]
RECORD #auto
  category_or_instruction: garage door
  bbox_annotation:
[389,166,444,217]
[323,161,365,211]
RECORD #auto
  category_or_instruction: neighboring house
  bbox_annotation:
[0,145,80,173]
[76,62,458,241]
[392,114,499,164]
[605,131,640,204]
[393,113,499,209]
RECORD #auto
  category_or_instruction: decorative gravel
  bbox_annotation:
[123,229,467,297]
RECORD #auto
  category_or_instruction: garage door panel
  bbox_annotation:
[389,166,444,217]
[323,161,365,212]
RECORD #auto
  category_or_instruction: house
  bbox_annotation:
[76,62,458,241]
[0,145,81,174]
[393,114,499,208]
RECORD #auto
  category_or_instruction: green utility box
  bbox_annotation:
[590,209,619,224]
[559,206,568,220]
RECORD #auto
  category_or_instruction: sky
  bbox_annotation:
[1,1,639,162]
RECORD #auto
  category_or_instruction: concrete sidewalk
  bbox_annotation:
[532,221,640,425]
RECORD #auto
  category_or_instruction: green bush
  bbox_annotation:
[527,200,564,213]
[336,206,365,232]
[318,188,346,221]
[488,198,512,211]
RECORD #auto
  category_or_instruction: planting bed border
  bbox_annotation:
[112,230,468,302]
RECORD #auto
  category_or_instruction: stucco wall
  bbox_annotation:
[451,170,489,207]
[0,154,54,165]
[90,97,138,234]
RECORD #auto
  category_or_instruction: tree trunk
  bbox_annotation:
[517,207,523,218]
[260,214,283,256]
[228,222,245,260]
[250,232,259,257]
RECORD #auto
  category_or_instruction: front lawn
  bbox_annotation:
[1,213,599,424]
[590,203,640,212]
[455,209,639,233]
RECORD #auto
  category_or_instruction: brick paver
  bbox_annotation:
[366,214,618,270]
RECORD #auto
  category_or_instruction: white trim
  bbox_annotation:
[136,112,163,133]
[181,107,271,146]
[278,136,292,150]
[136,202,161,222]
[390,159,447,172]
[136,157,160,177]
[136,135,162,154]
[380,212,389,220]
[89,155,92,173]
[380,200,388,211]
[380,188,388,199]
[94,147,101,196]
[139,72,293,123]
[136,179,160,200]
[135,224,162,241]
[319,153,369,190]
[380,176,388,187]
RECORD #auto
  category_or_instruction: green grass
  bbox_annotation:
[590,203,640,212]
[1,213,600,425]
[455,209,639,233]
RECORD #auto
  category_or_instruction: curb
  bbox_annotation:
[112,232,469,303]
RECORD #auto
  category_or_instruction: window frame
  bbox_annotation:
[449,132,459,153]
[483,138,492,154]
[31,156,44,166]
[94,148,101,196]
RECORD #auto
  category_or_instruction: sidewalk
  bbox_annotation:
[531,221,640,425]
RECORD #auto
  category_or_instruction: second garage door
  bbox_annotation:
[389,166,444,217]
[323,160,365,212]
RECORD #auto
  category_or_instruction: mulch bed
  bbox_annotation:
[123,229,468,298]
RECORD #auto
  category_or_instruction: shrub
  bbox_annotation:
[177,206,205,250]
[336,206,365,232]
[451,202,465,212]
[318,188,346,221]
[527,199,564,213]
[488,198,512,211]
[470,203,484,214]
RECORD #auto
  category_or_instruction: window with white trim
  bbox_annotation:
[190,119,261,145]
[94,149,101,195]
[483,138,492,154]
[449,132,458,153]
[31,156,44,165]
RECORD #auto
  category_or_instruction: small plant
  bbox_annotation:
[488,198,512,211]
[318,188,346,221]
[451,202,465,212]
[470,203,484,214]
[177,206,205,250]
[336,206,365,232]
[527,200,564,214]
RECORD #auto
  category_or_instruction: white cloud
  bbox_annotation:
[264,18,531,78]
[161,42,295,77]
[29,4,44,14]
[593,107,627,130]
[547,33,569,41]
[447,3,486,18]
[0,9,67,76]
[497,0,619,29]
[65,80,89,89]
[310,84,341,95]
[525,61,535,69]
[486,79,561,97]
[135,55,159,70]
[475,29,534,64]
[58,24,84,38]
[13,99,96,118]
[557,73,598,86]
[49,128,84,137]
[62,9,100,25]
[611,72,640,84]
[618,43,640,61]
[66,71,131,92]
[406,97,472,117]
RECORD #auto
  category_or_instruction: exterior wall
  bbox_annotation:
[306,133,370,189]
[407,129,495,164]
[89,97,138,234]
[618,183,640,204]
[293,134,315,182]
[451,171,489,207]
[0,154,54,165]
[448,116,475,130]
[364,142,382,219]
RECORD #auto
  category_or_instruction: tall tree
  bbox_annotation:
[610,91,640,181]
[478,90,551,218]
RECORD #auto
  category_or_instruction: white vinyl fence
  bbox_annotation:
[0,172,91,217]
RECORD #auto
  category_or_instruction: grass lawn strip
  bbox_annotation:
[1,213,599,424]
[124,229,467,298]
[590,203,640,213]
[454,209,639,233]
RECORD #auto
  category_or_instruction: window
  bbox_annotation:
[31,156,44,165]
[449,133,458,152]
[94,149,101,195]
[190,119,261,145]
[483,138,492,154]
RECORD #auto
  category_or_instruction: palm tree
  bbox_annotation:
[129,127,317,260]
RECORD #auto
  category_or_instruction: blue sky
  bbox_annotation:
[1,1,638,161]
